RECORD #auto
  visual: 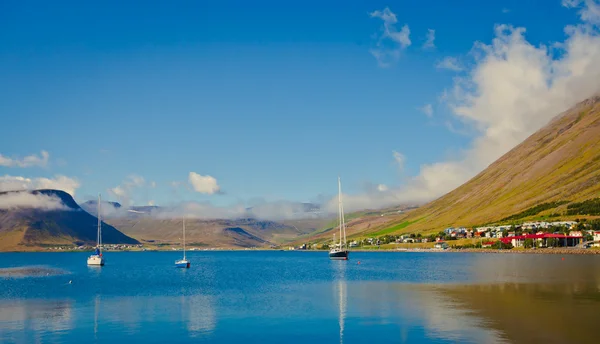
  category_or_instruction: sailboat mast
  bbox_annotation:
[341,194,346,248]
[338,176,343,247]
[183,217,186,259]
[97,193,102,251]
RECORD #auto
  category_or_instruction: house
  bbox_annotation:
[456,232,466,239]
[593,232,600,247]
[434,242,449,249]
[482,241,494,248]
[500,233,583,248]
[421,238,429,243]
[402,238,415,243]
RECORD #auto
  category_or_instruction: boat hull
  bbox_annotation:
[329,250,349,260]
[87,255,105,266]
[175,260,190,268]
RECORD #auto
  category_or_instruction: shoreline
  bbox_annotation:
[1,247,599,255]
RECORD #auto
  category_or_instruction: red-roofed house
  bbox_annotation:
[500,233,582,248]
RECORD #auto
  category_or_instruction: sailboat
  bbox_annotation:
[175,217,190,268]
[87,194,105,266]
[329,176,349,260]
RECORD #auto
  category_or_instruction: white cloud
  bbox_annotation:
[188,172,221,195]
[150,181,156,188]
[148,200,155,206]
[327,2,600,213]
[392,151,406,171]
[436,57,463,71]
[419,103,434,117]
[377,184,389,192]
[423,29,436,49]
[110,185,126,197]
[562,0,600,24]
[0,175,80,196]
[0,151,49,168]
[369,7,411,67]
[154,199,315,221]
[0,192,69,211]
[108,174,147,206]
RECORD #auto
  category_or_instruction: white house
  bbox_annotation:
[434,242,449,249]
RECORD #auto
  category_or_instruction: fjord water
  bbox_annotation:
[1,252,599,343]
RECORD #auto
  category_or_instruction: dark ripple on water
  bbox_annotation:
[0,266,69,278]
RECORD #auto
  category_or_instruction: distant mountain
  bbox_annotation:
[0,189,139,251]
[80,201,161,219]
[104,216,324,247]
[81,199,122,211]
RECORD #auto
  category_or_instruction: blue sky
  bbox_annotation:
[0,0,595,210]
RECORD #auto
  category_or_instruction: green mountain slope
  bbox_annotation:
[354,96,600,236]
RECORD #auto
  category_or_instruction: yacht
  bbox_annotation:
[87,194,105,266]
[329,177,349,260]
[175,217,190,268]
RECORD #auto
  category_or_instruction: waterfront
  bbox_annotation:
[1,251,599,343]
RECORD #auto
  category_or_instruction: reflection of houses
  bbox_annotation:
[499,233,583,248]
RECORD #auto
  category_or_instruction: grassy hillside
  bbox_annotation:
[380,96,600,235]
[335,96,600,238]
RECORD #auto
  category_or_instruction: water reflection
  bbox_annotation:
[469,254,600,286]
[0,299,74,343]
[0,293,217,342]
[181,294,216,336]
[332,261,347,344]
[431,283,600,344]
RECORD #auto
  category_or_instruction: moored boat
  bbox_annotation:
[175,217,190,268]
[87,194,105,266]
[329,177,349,260]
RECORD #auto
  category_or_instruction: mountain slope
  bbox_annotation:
[356,96,600,235]
[104,217,321,247]
[0,189,139,251]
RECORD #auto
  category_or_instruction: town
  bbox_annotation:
[291,220,600,251]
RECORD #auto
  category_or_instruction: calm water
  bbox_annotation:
[1,251,599,343]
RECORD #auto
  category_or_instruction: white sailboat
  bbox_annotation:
[87,194,105,266]
[329,177,349,260]
[175,217,190,268]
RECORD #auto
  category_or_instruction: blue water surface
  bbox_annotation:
[1,251,598,343]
